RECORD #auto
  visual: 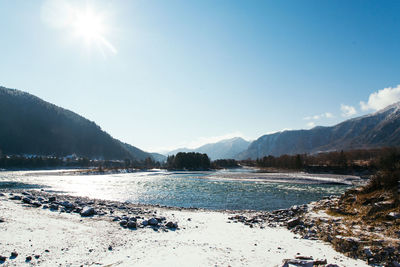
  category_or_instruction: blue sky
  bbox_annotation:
[1,0,400,152]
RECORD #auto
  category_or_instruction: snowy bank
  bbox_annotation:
[0,190,369,266]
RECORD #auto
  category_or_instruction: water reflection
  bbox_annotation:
[0,169,350,211]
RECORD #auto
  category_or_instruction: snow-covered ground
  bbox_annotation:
[0,196,368,266]
[206,171,363,185]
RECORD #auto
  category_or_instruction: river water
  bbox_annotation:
[0,168,358,211]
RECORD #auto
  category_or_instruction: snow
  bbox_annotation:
[0,197,369,266]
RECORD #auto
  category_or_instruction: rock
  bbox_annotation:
[42,205,49,209]
[281,259,313,267]
[0,256,6,262]
[148,218,158,226]
[387,212,400,220]
[80,207,95,217]
[10,252,18,258]
[281,258,327,267]
[367,201,394,216]
[25,256,32,262]
[363,247,373,257]
[314,259,327,265]
[48,196,56,202]
[49,204,58,210]
[22,191,30,196]
[165,221,178,229]
[287,217,301,228]
[0,218,4,223]
[9,195,21,200]
[61,201,75,209]
[119,220,128,227]
[157,216,166,222]
[127,221,137,229]
[0,193,5,197]
[108,245,112,251]
[295,256,313,260]
[112,216,120,221]
[141,220,148,226]
[37,197,44,202]
[32,202,42,208]
[129,217,137,222]
[22,197,32,204]
[34,255,40,259]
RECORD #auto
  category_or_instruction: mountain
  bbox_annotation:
[150,152,167,163]
[237,102,400,159]
[0,86,153,161]
[166,137,250,160]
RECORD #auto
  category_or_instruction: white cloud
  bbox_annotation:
[360,85,400,111]
[340,104,357,117]
[306,121,316,128]
[325,112,334,118]
[303,112,335,121]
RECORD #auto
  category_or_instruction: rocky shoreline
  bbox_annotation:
[0,189,375,266]
[1,190,179,232]
[228,193,400,267]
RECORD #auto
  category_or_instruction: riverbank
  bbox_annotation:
[0,190,368,266]
[229,189,400,266]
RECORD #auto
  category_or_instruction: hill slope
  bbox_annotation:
[167,137,250,160]
[237,102,400,159]
[0,86,151,160]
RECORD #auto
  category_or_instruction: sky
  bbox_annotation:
[1,0,400,152]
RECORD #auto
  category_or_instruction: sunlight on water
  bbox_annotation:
[0,169,351,211]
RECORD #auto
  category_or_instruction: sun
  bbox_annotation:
[73,8,104,44]
[41,0,117,55]
[71,6,117,54]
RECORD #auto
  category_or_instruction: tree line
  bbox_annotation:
[246,147,400,175]
[0,154,161,170]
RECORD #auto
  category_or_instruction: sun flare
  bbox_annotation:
[41,0,117,55]
[73,8,104,44]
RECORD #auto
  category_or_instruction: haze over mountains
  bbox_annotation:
[0,86,153,161]
[1,85,400,162]
[237,102,400,159]
[165,137,250,160]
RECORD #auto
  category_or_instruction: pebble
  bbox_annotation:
[127,221,137,229]
[10,251,18,258]
[165,221,178,229]
[80,206,95,217]
[25,256,32,261]
[22,197,32,204]
[9,195,21,200]
[148,218,158,226]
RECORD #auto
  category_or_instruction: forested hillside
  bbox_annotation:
[0,86,151,160]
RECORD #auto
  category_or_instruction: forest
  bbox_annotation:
[166,152,211,170]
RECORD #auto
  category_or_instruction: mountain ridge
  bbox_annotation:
[166,137,250,160]
[0,86,154,161]
[237,102,400,159]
